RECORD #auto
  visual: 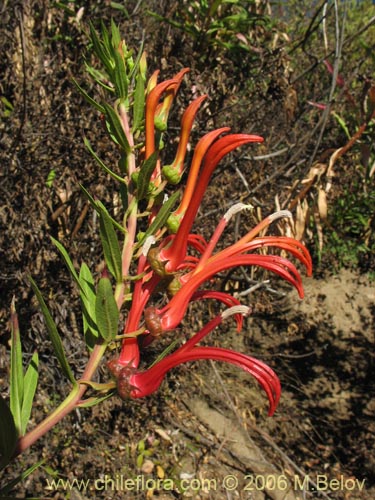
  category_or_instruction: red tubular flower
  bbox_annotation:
[144,69,190,159]
[114,307,281,416]
[160,133,264,271]
[156,253,306,332]
[162,95,207,184]
[145,78,179,159]
[110,67,312,418]
[129,348,280,415]
[174,127,230,217]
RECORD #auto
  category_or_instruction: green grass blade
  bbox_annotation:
[95,277,119,342]
[0,394,18,470]
[29,277,77,386]
[0,459,44,494]
[9,299,23,436]
[21,352,39,435]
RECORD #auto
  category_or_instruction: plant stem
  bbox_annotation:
[114,104,138,309]
[13,342,107,457]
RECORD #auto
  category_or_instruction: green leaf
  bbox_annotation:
[110,19,121,47]
[72,78,105,113]
[136,151,159,200]
[110,2,130,17]
[95,278,119,342]
[21,352,39,435]
[76,392,115,408]
[128,40,145,84]
[51,237,85,296]
[0,394,18,470]
[29,277,77,386]
[46,169,56,188]
[79,188,125,234]
[96,202,123,284]
[141,191,180,244]
[79,263,99,349]
[9,299,23,436]
[132,72,145,133]
[102,102,131,153]
[111,29,128,100]
[0,459,44,494]
[84,138,126,183]
[89,22,113,74]
[79,184,98,210]
[83,62,115,93]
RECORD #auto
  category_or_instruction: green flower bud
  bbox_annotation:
[166,213,181,234]
[131,171,139,185]
[154,116,167,131]
[162,165,182,185]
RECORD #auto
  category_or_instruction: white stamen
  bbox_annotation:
[142,236,156,256]
[223,203,253,222]
[222,305,252,320]
[268,209,293,222]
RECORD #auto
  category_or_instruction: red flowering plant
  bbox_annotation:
[0,22,311,479]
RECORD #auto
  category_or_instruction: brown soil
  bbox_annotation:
[2,270,373,500]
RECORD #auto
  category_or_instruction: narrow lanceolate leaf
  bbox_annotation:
[89,22,112,74]
[0,459,44,494]
[72,79,105,113]
[21,352,39,435]
[0,394,18,470]
[29,277,77,386]
[84,138,126,183]
[51,237,85,296]
[141,191,180,244]
[97,202,123,284]
[102,102,131,153]
[95,278,119,342]
[76,392,115,408]
[10,299,23,436]
[112,43,128,101]
[132,72,145,133]
[79,263,99,350]
[79,183,97,210]
[136,151,158,200]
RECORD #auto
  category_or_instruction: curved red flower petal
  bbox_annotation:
[165,95,207,176]
[163,134,263,272]
[211,236,312,277]
[160,254,304,331]
[129,346,281,416]
[175,127,231,216]
[145,78,179,158]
